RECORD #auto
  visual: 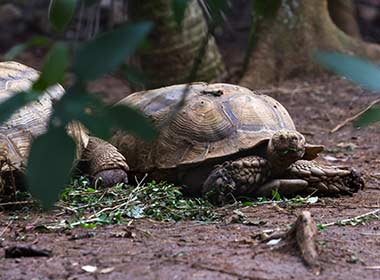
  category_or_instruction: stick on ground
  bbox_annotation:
[331,98,380,133]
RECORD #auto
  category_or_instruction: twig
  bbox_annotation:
[330,98,380,133]
[0,200,34,207]
[321,209,380,227]
[0,220,13,237]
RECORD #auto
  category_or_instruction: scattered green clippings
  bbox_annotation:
[58,177,219,228]
[271,189,282,201]
[317,224,327,231]
[240,193,319,208]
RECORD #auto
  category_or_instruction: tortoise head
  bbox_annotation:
[267,130,306,169]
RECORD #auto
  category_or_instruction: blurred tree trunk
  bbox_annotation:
[129,0,225,89]
[240,0,380,89]
[328,0,361,38]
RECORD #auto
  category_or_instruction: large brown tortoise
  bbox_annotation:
[111,83,364,203]
[0,61,129,194]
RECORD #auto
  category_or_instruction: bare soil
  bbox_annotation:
[2,52,380,279]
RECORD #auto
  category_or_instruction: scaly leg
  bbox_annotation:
[285,160,364,195]
[81,137,129,187]
[202,156,272,204]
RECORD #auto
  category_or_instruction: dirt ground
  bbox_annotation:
[1,50,380,279]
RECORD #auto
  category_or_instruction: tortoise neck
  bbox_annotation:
[266,149,299,177]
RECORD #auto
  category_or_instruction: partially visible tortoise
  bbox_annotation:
[0,61,129,195]
[111,83,364,203]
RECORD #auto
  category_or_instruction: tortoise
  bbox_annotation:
[0,61,129,195]
[111,83,364,203]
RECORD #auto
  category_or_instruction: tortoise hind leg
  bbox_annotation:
[286,160,364,195]
[201,156,271,204]
[82,137,129,187]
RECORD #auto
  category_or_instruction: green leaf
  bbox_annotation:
[204,0,229,24]
[48,0,78,32]
[4,36,51,60]
[252,0,282,19]
[171,0,189,26]
[314,51,380,92]
[73,22,153,81]
[50,85,111,137]
[26,127,76,208]
[83,0,99,7]
[121,64,149,88]
[50,85,156,140]
[0,91,40,125]
[33,42,69,91]
[108,105,157,140]
[355,106,380,127]
[4,45,27,61]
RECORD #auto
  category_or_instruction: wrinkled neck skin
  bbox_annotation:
[267,153,298,177]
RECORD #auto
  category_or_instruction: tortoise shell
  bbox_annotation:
[112,83,297,172]
[0,61,87,172]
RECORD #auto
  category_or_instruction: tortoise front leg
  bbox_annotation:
[81,137,129,187]
[285,160,364,195]
[201,156,271,204]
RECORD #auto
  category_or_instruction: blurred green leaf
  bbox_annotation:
[121,64,149,88]
[355,106,380,127]
[4,45,27,61]
[33,42,69,91]
[205,0,229,24]
[314,51,380,92]
[51,85,156,140]
[27,127,76,208]
[73,22,153,81]
[83,0,99,6]
[4,36,51,60]
[107,105,157,140]
[51,86,110,138]
[48,0,78,32]
[252,0,282,19]
[171,0,189,26]
[0,91,40,125]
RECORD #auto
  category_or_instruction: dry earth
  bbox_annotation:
[1,63,380,279]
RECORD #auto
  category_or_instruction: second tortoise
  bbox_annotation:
[0,61,129,195]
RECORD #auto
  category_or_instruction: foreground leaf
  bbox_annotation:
[73,22,153,81]
[48,0,78,32]
[252,0,282,19]
[51,86,156,140]
[27,127,76,208]
[107,105,157,140]
[355,106,380,127]
[171,0,189,26]
[314,51,380,92]
[4,36,51,60]
[0,91,40,125]
[33,42,69,91]
[204,0,229,24]
[121,64,149,88]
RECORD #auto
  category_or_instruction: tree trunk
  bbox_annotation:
[129,0,225,89]
[328,0,361,38]
[240,0,380,89]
